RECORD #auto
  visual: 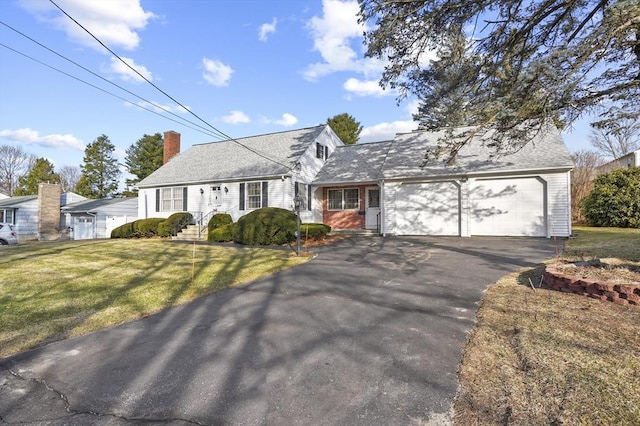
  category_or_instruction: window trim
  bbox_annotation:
[157,186,187,212]
[327,188,359,211]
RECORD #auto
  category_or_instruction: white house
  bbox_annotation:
[137,124,574,238]
[313,124,574,237]
[136,126,344,226]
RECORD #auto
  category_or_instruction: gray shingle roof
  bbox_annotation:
[138,126,327,188]
[0,195,37,207]
[313,141,393,185]
[61,197,137,213]
[313,124,573,185]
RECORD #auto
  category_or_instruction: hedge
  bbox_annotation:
[158,212,193,237]
[208,213,233,231]
[300,223,331,240]
[234,207,297,246]
[208,223,236,242]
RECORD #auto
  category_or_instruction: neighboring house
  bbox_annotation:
[313,124,574,237]
[596,150,640,175]
[61,197,138,240]
[137,126,344,225]
[0,185,86,241]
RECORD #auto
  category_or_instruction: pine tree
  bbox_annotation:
[359,0,640,153]
[327,113,363,145]
[13,158,60,196]
[77,135,120,199]
[124,133,164,191]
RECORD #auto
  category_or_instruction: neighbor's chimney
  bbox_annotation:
[163,131,181,164]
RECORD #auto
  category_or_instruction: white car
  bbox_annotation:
[0,222,18,245]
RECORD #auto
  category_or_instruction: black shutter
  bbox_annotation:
[182,187,188,211]
[262,181,268,207]
[307,185,312,210]
[324,145,329,160]
[316,143,323,159]
[155,189,160,212]
[239,183,245,210]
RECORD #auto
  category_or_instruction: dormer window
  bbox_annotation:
[316,142,328,160]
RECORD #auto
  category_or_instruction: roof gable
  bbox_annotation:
[139,126,327,187]
[313,141,393,184]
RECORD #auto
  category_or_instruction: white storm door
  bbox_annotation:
[365,187,381,230]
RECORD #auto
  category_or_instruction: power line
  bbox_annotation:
[48,0,293,171]
[0,20,221,140]
[0,42,219,136]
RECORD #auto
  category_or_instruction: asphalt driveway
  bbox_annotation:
[0,236,557,425]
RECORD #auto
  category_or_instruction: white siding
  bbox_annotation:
[542,171,572,237]
[14,200,39,240]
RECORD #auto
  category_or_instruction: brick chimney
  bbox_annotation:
[163,131,181,164]
[38,182,61,241]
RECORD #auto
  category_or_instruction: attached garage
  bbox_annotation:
[394,181,460,236]
[469,177,546,236]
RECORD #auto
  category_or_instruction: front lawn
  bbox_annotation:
[0,239,307,358]
[454,227,640,425]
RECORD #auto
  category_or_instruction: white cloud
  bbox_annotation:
[343,78,392,97]
[275,113,298,126]
[259,18,277,42]
[360,120,418,143]
[304,0,384,80]
[266,113,298,127]
[222,110,250,124]
[19,0,156,51]
[0,128,85,150]
[108,56,152,83]
[202,58,233,86]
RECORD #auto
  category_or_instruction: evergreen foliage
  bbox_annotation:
[77,135,120,198]
[300,223,332,240]
[124,133,164,191]
[359,0,640,157]
[234,207,297,246]
[208,223,236,243]
[13,158,60,196]
[208,213,233,232]
[327,113,363,145]
[157,212,193,237]
[582,167,640,228]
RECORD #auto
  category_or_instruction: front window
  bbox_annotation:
[161,187,184,212]
[328,188,359,210]
[0,209,14,224]
[246,182,262,209]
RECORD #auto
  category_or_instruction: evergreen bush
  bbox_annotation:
[234,207,297,245]
[208,213,233,231]
[158,212,193,237]
[300,223,331,240]
[582,167,640,228]
[208,223,236,242]
[135,218,165,237]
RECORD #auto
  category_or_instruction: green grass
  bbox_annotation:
[0,239,307,358]
[564,226,640,261]
[454,227,640,425]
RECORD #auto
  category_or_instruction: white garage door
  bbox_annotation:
[74,217,94,240]
[470,177,545,236]
[395,182,460,235]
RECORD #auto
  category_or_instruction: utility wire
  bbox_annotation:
[0,20,221,140]
[48,0,293,170]
[0,42,217,135]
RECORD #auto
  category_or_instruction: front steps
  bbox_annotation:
[172,224,206,241]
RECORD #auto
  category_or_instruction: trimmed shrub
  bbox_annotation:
[208,213,233,231]
[234,207,297,246]
[300,223,331,240]
[208,223,236,242]
[111,221,136,238]
[158,212,193,237]
[582,167,640,228]
[135,218,165,237]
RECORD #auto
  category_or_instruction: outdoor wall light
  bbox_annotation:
[460,176,468,182]
[199,188,204,195]
[224,186,229,193]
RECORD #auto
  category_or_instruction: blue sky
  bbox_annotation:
[0,0,592,182]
